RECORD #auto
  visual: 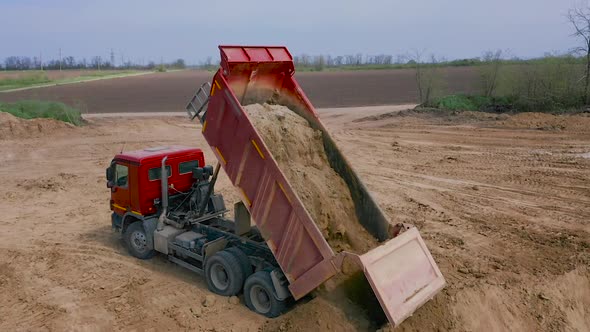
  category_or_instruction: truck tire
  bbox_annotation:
[124,221,155,260]
[226,247,253,279]
[205,250,245,296]
[244,271,286,318]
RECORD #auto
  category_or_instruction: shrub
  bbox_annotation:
[0,100,84,125]
[436,95,480,111]
[432,95,516,112]
[156,64,167,72]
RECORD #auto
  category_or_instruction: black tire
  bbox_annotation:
[205,250,245,296]
[226,247,253,279]
[124,221,155,260]
[244,271,286,318]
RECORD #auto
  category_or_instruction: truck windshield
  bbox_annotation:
[115,164,128,187]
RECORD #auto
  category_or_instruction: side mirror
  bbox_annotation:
[107,180,115,189]
[106,164,115,182]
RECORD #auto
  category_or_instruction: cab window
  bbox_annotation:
[179,160,199,175]
[149,166,171,181]
[115,164,129,187]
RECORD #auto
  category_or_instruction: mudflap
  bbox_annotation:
[351,227,445,327]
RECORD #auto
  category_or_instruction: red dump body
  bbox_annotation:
[201,45,445,327]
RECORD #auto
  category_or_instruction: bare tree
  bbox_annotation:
[411,50,426,103]
[409,50,445,105]
[326,55,334,67]
[480,49,503,97]
[314,55,325,71]
[355,53,363,65]
[568,3,590,103]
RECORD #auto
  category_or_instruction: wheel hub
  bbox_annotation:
[211,264,229,290]
[250,285,271,313]
[131,231,146,252]
[257,290,269,303]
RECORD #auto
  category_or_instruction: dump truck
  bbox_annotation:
[107,45,445,328]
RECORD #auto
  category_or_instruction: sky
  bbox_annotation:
[0,0,582,65]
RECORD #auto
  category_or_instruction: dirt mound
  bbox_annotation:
[262,296,365,332]
[354,108,509,124]
[244,103,378,253]
[0,112,74,140]
[500,112,590,131]
[353,110,401,122]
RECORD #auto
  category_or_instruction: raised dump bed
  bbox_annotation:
[198,45,445,327]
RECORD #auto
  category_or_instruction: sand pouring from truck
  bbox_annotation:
[107,45,445,328]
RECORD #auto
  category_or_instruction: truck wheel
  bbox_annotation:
[226,247,253,279]
[205,250,244,296]
[244,271,286,318]
[124,222,155,260]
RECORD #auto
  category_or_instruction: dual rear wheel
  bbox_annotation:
[205,249,287,318]
[244,271,287,318]
[205,250,246,296]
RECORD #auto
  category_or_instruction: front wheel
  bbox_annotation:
[124,221,155,259]
[244,271,287,318]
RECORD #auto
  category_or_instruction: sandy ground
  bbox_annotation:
[0,106,589,331]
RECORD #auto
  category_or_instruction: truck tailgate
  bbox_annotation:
[357,227,445,326]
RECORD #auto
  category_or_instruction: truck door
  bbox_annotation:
[111,163,131,214]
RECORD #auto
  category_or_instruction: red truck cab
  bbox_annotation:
[107,146,205,220]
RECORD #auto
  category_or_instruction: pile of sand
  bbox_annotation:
[244,103,378,253]
[500,112,590,131]
[0,112,74,140]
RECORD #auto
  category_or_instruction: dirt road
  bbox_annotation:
[0,107,589,331]
[0,70,142,81]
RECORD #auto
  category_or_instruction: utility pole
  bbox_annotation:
[110,48,115,68]
[59,48,62,71]
[40,52,43,71]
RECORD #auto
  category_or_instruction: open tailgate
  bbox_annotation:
[358,227,445,327]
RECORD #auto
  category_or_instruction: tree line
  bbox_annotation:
[409,2,590,112]
[289,53,498,71]
[1,56,186,71]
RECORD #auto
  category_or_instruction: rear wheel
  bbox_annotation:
[226,247,253,279]
[124,221,155,260]
[244,271,286,318]
[205,250,245,296]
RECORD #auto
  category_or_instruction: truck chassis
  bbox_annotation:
[110,160,292,318]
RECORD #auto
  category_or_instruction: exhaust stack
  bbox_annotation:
[157,156,168,231]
